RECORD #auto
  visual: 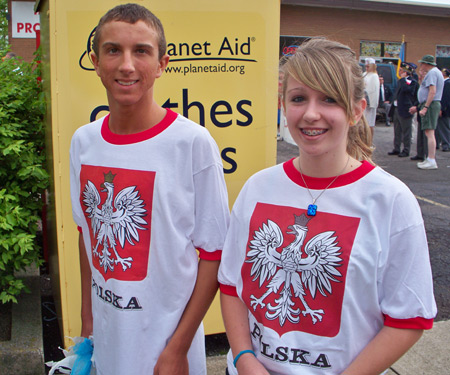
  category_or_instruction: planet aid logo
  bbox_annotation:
[79,29,257,74]
[165,36,256,76]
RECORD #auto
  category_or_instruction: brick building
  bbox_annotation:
[7,0,39,61]
[8,0,450,66]
[280,0,450,69]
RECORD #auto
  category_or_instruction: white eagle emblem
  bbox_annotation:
[246,213,342,326]
[82,171,147,273]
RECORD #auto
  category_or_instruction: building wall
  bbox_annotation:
[8,0,39,61]
[281,5,450,66]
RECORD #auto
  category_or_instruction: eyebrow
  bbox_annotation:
[287,85,307,94]
[101,42,155,50]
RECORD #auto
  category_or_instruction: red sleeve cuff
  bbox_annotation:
[77,226,83,233]
[219,283,238,297]
[384,314,434,330]
[198,248,222,261]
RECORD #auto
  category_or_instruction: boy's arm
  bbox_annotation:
[221,292,269,375]
[341,326,423,375]
[153,258,220,375]
[79,232,93,337]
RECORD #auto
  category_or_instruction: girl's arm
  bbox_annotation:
[220,292,269,375]
[341,326,423,375]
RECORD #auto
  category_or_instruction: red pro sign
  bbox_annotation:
[12,1,40,39]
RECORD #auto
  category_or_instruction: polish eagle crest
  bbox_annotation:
[82,171,147,273]
[246,214,343,326]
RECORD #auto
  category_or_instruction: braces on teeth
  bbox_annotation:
[304,129,325,136]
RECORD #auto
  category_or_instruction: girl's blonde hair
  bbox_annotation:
[282,38,374,164]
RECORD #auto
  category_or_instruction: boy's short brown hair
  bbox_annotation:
[92,3,167,59]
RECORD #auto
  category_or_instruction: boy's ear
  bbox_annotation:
[156,54,170,78]
[351,98,367,126]
[91,53,100,77]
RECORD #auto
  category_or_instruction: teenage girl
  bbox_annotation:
[218,38,436,375]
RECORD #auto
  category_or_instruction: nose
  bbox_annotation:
[119,51,135,74]
[303,101,321,123]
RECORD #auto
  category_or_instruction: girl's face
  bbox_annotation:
[284,76,365,160]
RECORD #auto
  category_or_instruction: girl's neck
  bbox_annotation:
[294,153,360,178]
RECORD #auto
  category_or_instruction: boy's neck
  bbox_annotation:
[107,100,167,135]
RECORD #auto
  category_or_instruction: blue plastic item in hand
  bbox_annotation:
[71,338,93,375]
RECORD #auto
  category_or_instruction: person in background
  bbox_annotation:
[219,38,436,375]
[435,68,450,152]
[2,51,17,61]
[379,76,392,126]
[410,68,427,162]
[388,62,418,157]
[409,54,444,169]
[363,57,380,137]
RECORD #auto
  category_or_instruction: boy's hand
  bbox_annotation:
[153,346,189,375]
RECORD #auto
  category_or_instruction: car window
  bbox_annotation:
[377,66,393,84]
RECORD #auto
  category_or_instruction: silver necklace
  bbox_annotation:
[298,156,350,217]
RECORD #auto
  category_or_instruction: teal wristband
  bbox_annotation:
[233,349,256,367]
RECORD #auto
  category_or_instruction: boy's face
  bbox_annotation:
[91,20,169,110]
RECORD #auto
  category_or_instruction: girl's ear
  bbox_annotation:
[351,98,367,126]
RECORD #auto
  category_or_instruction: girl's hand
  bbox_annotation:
[235,354,270,375]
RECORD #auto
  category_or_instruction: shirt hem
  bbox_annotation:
[219,284,238,297]
[384,314,434,330]
[198,248,222,261]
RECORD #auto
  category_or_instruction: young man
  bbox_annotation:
[69,4,230,374]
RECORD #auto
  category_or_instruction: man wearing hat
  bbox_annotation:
[409,55,444,169]
[388,62,418,157]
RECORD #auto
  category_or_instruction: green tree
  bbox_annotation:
[0,0,8,52]
[0,52,49,304]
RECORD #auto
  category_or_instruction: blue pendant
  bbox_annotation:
[307,204,317,216]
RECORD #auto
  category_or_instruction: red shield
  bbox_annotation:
[241,202,359,337]
[80,165,155,282]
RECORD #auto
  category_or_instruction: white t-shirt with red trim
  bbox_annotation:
[218,159,436,375]
[70,109,230,375]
